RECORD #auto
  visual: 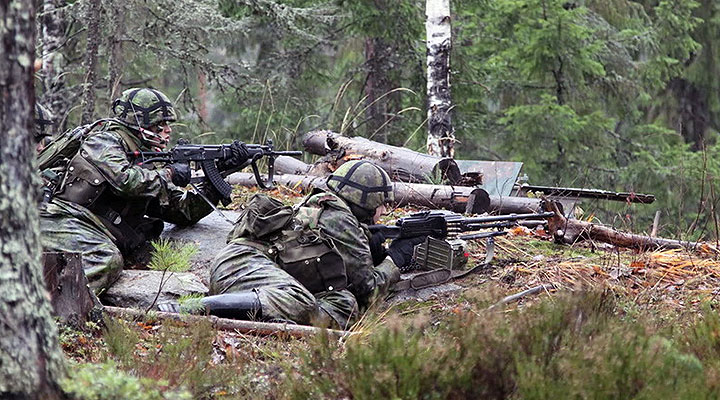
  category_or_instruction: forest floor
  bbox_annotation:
[58,186,720,399]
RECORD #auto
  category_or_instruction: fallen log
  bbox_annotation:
[229,172,548,214]
[228,172,491,214]
[104,306,352,339]
[302,130,462,184]
[275,155,312,175]
[544,201,717,253]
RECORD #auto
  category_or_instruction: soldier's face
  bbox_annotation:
[372,204,388,224]
[149,121,172,149]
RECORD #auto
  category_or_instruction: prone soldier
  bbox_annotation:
[160,160,423,329]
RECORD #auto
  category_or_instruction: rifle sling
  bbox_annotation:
[392,236,496,292]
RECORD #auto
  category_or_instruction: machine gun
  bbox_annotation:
[369,210,555,289]
[127,139,302,202]
[369,210,555,242]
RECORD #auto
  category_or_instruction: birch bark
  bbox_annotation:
[425,0,454,158]
[0,1,66,398]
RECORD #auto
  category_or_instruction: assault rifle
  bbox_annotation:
[369,210,555,288]
[127,139,302,202]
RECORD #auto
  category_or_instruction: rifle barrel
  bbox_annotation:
[462,211,555,225]
[517,184,655,203]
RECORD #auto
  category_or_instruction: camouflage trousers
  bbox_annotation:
[209,242,359,329]
[40,199,123,293]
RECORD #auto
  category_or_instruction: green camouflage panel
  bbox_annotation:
[41,124,218,292]
[40,199,123,292]
[301,191,400,307]
[112,88,177,129]
[326,160,394,210]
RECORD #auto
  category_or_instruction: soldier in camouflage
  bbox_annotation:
[160,160,423,329]
[40,88,250,292]
[34,103,55,152]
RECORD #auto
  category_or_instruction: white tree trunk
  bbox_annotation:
[425,0,454,158]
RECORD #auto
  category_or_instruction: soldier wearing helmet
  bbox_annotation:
[159,160,420,329]
[40,88,249,292]
[34,103,55,152]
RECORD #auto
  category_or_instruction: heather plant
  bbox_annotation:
[282,292,719,399]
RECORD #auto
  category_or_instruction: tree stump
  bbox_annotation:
[42,252,101,327]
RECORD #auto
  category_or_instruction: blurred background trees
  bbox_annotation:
[35,0,719,240]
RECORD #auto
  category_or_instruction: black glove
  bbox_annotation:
[387,236,426,271]
[369,231,388,266]
[168,162,191,187]
[219,140,250,171]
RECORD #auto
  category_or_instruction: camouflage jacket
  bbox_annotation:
[299,190,400,306]
[50,121,217,245]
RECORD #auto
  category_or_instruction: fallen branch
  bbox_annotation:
[544,201,717,253]
[104,306,352,339]
[488,284,555,309]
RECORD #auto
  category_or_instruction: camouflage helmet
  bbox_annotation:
[34,103,55,142]
[326,160,394,210]
[111,88,177,129]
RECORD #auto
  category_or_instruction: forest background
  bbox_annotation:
[38,0,720,241]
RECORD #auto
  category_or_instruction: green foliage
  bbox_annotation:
[283,292,720,399]
[62,360,191,400]
[178,293,206,314]
[103,317,248,399]
[147,238,197,273]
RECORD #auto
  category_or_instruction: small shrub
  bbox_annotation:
[61,360,191,400]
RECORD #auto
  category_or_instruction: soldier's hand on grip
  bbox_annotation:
[387,236,425,270]
[169,162,191,187]
[369,230,388,266]
[219,140,250,171]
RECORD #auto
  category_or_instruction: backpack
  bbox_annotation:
[229,193,347,294]
[37,119,109,204]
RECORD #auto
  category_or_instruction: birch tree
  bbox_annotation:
[425,0,454,158]
[0,0,66,398]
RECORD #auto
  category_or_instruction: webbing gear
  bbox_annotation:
[326,160,394,211]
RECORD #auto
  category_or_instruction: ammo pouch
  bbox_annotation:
[270,229,346,294]
[54,150,106,208]
[227,193,294,242]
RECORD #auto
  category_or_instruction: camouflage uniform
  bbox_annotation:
[209,189,400,329]
[35,103,55,150]
[40,89,221,292]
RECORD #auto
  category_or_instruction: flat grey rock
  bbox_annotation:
[101,270,208,309]
[161,211,240,281]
